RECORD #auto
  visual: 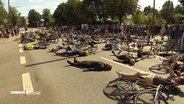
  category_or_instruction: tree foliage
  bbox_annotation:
[144,6,152,15]
[143,5,158,16]
[28,9,41,27]
[132,10,145,24]
[53,3,70,25]
[10,6,20,27]
[42,8,51,26]
[0,0,7,25]
[179,0,184,6]
[82,0,107,22]
[175,4,184,14]
[160,0,175,23]
[103,0,138,24]
[51,0,184,25]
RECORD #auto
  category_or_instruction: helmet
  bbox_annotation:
[84,51,89,56]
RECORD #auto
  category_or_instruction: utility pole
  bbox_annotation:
[8,0,12,28]
[153,0,155,25]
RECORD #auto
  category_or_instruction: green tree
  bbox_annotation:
[175,5,184,23]
[179,0,184,6]
[175,13,183,23]
[103,0,117,20]
[144,6,152,15]
[104,0,138,24]
[42,8,51,26]
[53,3,70,25]
[132,10,145,24]
[82,0,108,22]
[28,9,41,27]
[160,0,175,23]
[143,5,159,16]
[54,0,84,26]
[0,0,7,25]
[175,4,184,14]
[67,0,83,25]
[10,6,20,27]
[78,1,93,23]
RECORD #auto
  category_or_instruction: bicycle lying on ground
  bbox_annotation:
[103,71,181,104]
[149,55,184,74]
[103,71,150,102]
[134,83,180,104]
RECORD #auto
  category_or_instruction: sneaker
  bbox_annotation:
[111,51,115,54]
[67,60,72,65]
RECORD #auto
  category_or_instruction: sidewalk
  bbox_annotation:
[0,28,29,45]
[0,35,20,45]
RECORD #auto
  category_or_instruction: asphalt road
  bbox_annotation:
[0,38,184,104]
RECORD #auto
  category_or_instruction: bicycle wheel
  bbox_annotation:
[134,90,168,104]
[103,81,134,100]
[103,84,121,100]
[149,64,168,74]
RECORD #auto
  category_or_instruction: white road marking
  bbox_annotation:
[19,44,22,48]
[22,73,34,93]
[19,48,24,53]
[100,57,155,75]
[20,56,26,64]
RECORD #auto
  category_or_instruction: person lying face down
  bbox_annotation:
[49,45,63,52]
[67,58,112,72]
[55,49,89,57]
[111,51,140,65]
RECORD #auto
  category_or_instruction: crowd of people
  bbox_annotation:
[0,26,20,38]
[3,23,184,97]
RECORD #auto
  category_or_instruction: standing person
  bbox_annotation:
[160,25,166,40]
[120,24,124,33]
[105,24,109,34]
[67,58,112,72]
[14,27,17,36]
[167,25,173,40]
[11,28,14,37]
[25,27,28,31]
[137,40,144,58]
[147,25,151,45]
[17,26,20,35]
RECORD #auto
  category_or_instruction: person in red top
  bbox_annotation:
[3,30,9,38]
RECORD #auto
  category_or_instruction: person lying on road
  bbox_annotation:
[49,45,63,52]
[67,58,112,72]
[55,49,89,57]
[110,55,184,95]
[111,51,140,65]
[23,43,47,50]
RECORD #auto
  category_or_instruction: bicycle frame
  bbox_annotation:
[153,84,162,102]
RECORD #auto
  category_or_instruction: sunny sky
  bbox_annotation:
[1,0,181,16]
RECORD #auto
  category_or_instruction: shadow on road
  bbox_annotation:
[117,101,134,104]
[26,57,68,67]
